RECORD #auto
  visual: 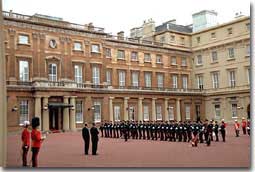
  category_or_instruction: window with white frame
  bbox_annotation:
[181,57,187,66]
[18,35,29,44]
[106,70,111,85]
[185,105,190,120]
[157,73,164,88]
[74,65,82,83]
[132,72,139,87]
[118,70,126,87]
[156,105,162,120]
[92,66,100,85]
[168,106,174,120]
[197,55,202,65]
[156,55,162,63]
[131,51,138,61]
[197,75,203,89]
[212,72,219,89]
[172,75,178,89]
[246,44,250,56]
[75,101,83,123]
[105,48,111,57]
[19,100,28,125]
[211,51,218,62]
[215,104,221,118]
[117,50,125,59]
[180,37,185,45]
[231,104,237,118]
[19,61,29,81]
[48,63,57,81]
[144,72,152,88]
[91,44,100,53]
[182,75,188,89]
[229,70,236,88]
[143,105,149,121]
[171,56,177,65]
[94,101,101,122]
[144,53,151,62]
[228,48,235,58]
[74,42,82,51]
[129,106,134,120]
[114,105,121,122]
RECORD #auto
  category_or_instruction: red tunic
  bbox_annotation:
[31,129,42,148]
[242,121,247,128]
[21,128,30,146]
[234,123,240,130]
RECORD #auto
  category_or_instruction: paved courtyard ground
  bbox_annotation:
[7,126,250,168]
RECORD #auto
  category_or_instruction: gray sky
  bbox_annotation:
[3,0,250,36]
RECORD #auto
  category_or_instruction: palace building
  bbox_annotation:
[2,10,250,132]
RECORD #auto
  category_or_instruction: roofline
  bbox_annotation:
[192,10,218,17]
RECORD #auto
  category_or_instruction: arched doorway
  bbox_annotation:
[247,104,250,119]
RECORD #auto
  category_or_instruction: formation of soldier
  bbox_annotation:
[98,119,239,146]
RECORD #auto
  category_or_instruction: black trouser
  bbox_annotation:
[31,147,40,167]
[110,129,113,137]
[147,129,150,140]
[84,139,90,155]
[22,146,29,166]
[209,131,213,141]
[143,130,146,139]
[204,132,209,142]
[100,129,104,137]
[173,132,176,141]
[124,131,128,141]
[113,129,116,138]
[160,131,164,141]
[183,132,187,142]
[104,129,108,137]
[199,132,203,143]
[178,132,182,142]
[116,129,119,138]
[235,129,239,137]
[138,129,142,139]
[92,140,98,155]
[221,130,226,142]
[187,131,192,142]
[242,127,246,135]
[215,131,219,141]
[164,131,168,141]
[247,129,250,136]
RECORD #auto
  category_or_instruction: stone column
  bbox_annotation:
[123,97,129,121]
[42,96,49,131]
[164,98,169,121]
[70,96,76,131]
[152,98,157,121]
[109,97,114,122]
[63,96,70,131]
[138,97,143,121]
[176,98,181,122]
[34,96,42,130]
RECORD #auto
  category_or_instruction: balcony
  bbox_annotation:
[204,85,250,95]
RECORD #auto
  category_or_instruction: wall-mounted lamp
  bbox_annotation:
[88,106,95,111]
[12,106,18,112]
[43,105,48,111]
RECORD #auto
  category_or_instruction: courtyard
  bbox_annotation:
[7,126,250,168]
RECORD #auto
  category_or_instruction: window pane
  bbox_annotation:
[74,42,82,50]
[185,105,190,120]
[19,35,29,44]
[156,105,162,120]
[94,102,101,122]
[168,106,174,120]
[19,100,28,125]
[74,65,82,83]
[157,74,163,88]
[143,105,149,121]
[114,105,121,122]
[132,72,139,87]
[19,61,29,81]
[92,66,100,85]
[75,101,83,123]
[92,44,100,53]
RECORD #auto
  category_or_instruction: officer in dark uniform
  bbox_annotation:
[214,121,219,141]
[207,120,214,141]
[203,120,209,144]
[174,121,178,142]
[99,122,104,137]
[183,121,188,142]
[90,123,99,155]
[110,122,113,138]
[169,121,173,141]
[220,120,226,142]
[147,121,151,140]
[107,122,112,138]
[123,121,128,141]
[138,121,142,139]
[120,121,124,138]
[151,121,156,140]
[187,121,193,142]
[127,121,131,139]
[116,122,120,138]
[160,121,165,141]
[134,121,138,139]
[156,122,161,140]
[164,121,169,141]
[104,122,108,137]
[82,123,90,155]
[142,121,146,139]
[198,121,204,143]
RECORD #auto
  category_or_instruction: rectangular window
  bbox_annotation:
[196,37,200,43]
[114,105,121,122]
[160,36,165,43]
[171,56,177,65]
[170,35,175,42]
[172,75,178,89]
[74,65,82,83]
[211,32,216,39]
[212,51,218,62]
[247,68,250,84]
[212,72,219,89]
[91,44,100,53]
[106,70,112,85]
[119,70,126,87]
[185,105,190,120]
[228,48,235,58]
[74,42,82,51]
[180,37,185,45]
[19,100,29,125]
[48,63,57,81]
[197,75,203,89]
[144,53,151,62]
[105,48,111,57]
[156,105,162,120]
[227,28,233,35]
[168,106,174,120]
[129,106,135,121]
[18,35,29,44]
[197,55,202,65]
[75,101,83,123]
[156,55,162,64]
[181,57,187,66]
[143,105,149,121]
[229,70,236,88]
[132,72,139,87]
[92,66,100,85]
[246,23,250,32]
[182,75,188,89]
[215,104,221,118]
[117,50,125,59]
[144,72,152,88]
[94,101,101,122]
[157,73,164,88]
[246,44,250,56]
[131,51,138,61]
[231,104,237,118]
[19,61,29,81]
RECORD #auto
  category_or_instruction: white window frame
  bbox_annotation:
[48,63,57,81]
[144,72,152,88]
[185,105,191,120]
[19,100,29,125]
[143,105,149,121]
[172,75,178,89]
[19,61,29,81]
[171,56,177,65]
[117,50,125,60]
[106,70,111,85]
[229,70,236,88]
[231,104,237,118]
[74,42,82,51]
[156,105,162,121]
[118,70,126,87]
[197,75,203,89]
[181,57,187,66]
[157,73,164,88]
[144,53,151,62]
[214,104,221,119]
[182,75,188,89]
[94,101,101,122]
[105,48,111,57]
[168,106,174,120]
[131,52,138,61]
[74,65,82,83]
[211,51,218,62]
[129,106,135,121]
[91,44,100,53]
[75,101,83,123]
[114,105,121,122]
[156,55,162,64]
[132,72,139,87]
[228,48,235,59]
[18,35,29,44]
[212,72,219,89]
[247,68,250,84]
[197,55,202,65]
[92,66,100,85]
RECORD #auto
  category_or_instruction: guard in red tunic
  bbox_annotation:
[234,120,240,137]
[241,117,247,135]
[31,117,45,167]
[21,121,30,167]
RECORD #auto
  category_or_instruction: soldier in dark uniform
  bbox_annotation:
[123,121,128,141]
[120,121,124,138]
[109,122,113,138]
[112,122,116,138]
[214,121,219,141]
[156,121,161,140]
[164,121,169,141]
[142,121,147,139]
[116,122,120,138]
[151,121,156,140]
[104,121,108,137]
[107,122,111,138]
[173,121,178,142]
[169,121,173,141]
[220,120,226,142]
[160,121,165,141]
[183,121,188,142]
[138,121,142,139]
[99,122,104,137]
[90,123,99,155]
[127,121,131,139]
[134,121,138,139]
[187,121,193,142]
[203,120,209,144]
[147,121,151,140]
[207,120,214,141]
[82,123,90,155]
[198,121,204,143]
[178,121,183,142]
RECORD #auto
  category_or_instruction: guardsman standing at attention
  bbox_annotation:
[116,122,120,138]
[82,123,90,155]
[113,122,117,138]
[99,122,104,137]
[220,120,226,142]
[146,121,151,140]
[21,121,30,167]
[234,120,240,137]
[138,121,142,139]
[90,123,99,155]
[142,121,146,139]
[241,117,247,135]
[104,121,108,137]
[214,121,219,141]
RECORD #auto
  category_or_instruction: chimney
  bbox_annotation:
[117,31,124,40]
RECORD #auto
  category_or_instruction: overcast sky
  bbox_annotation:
[3,0,250,36]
